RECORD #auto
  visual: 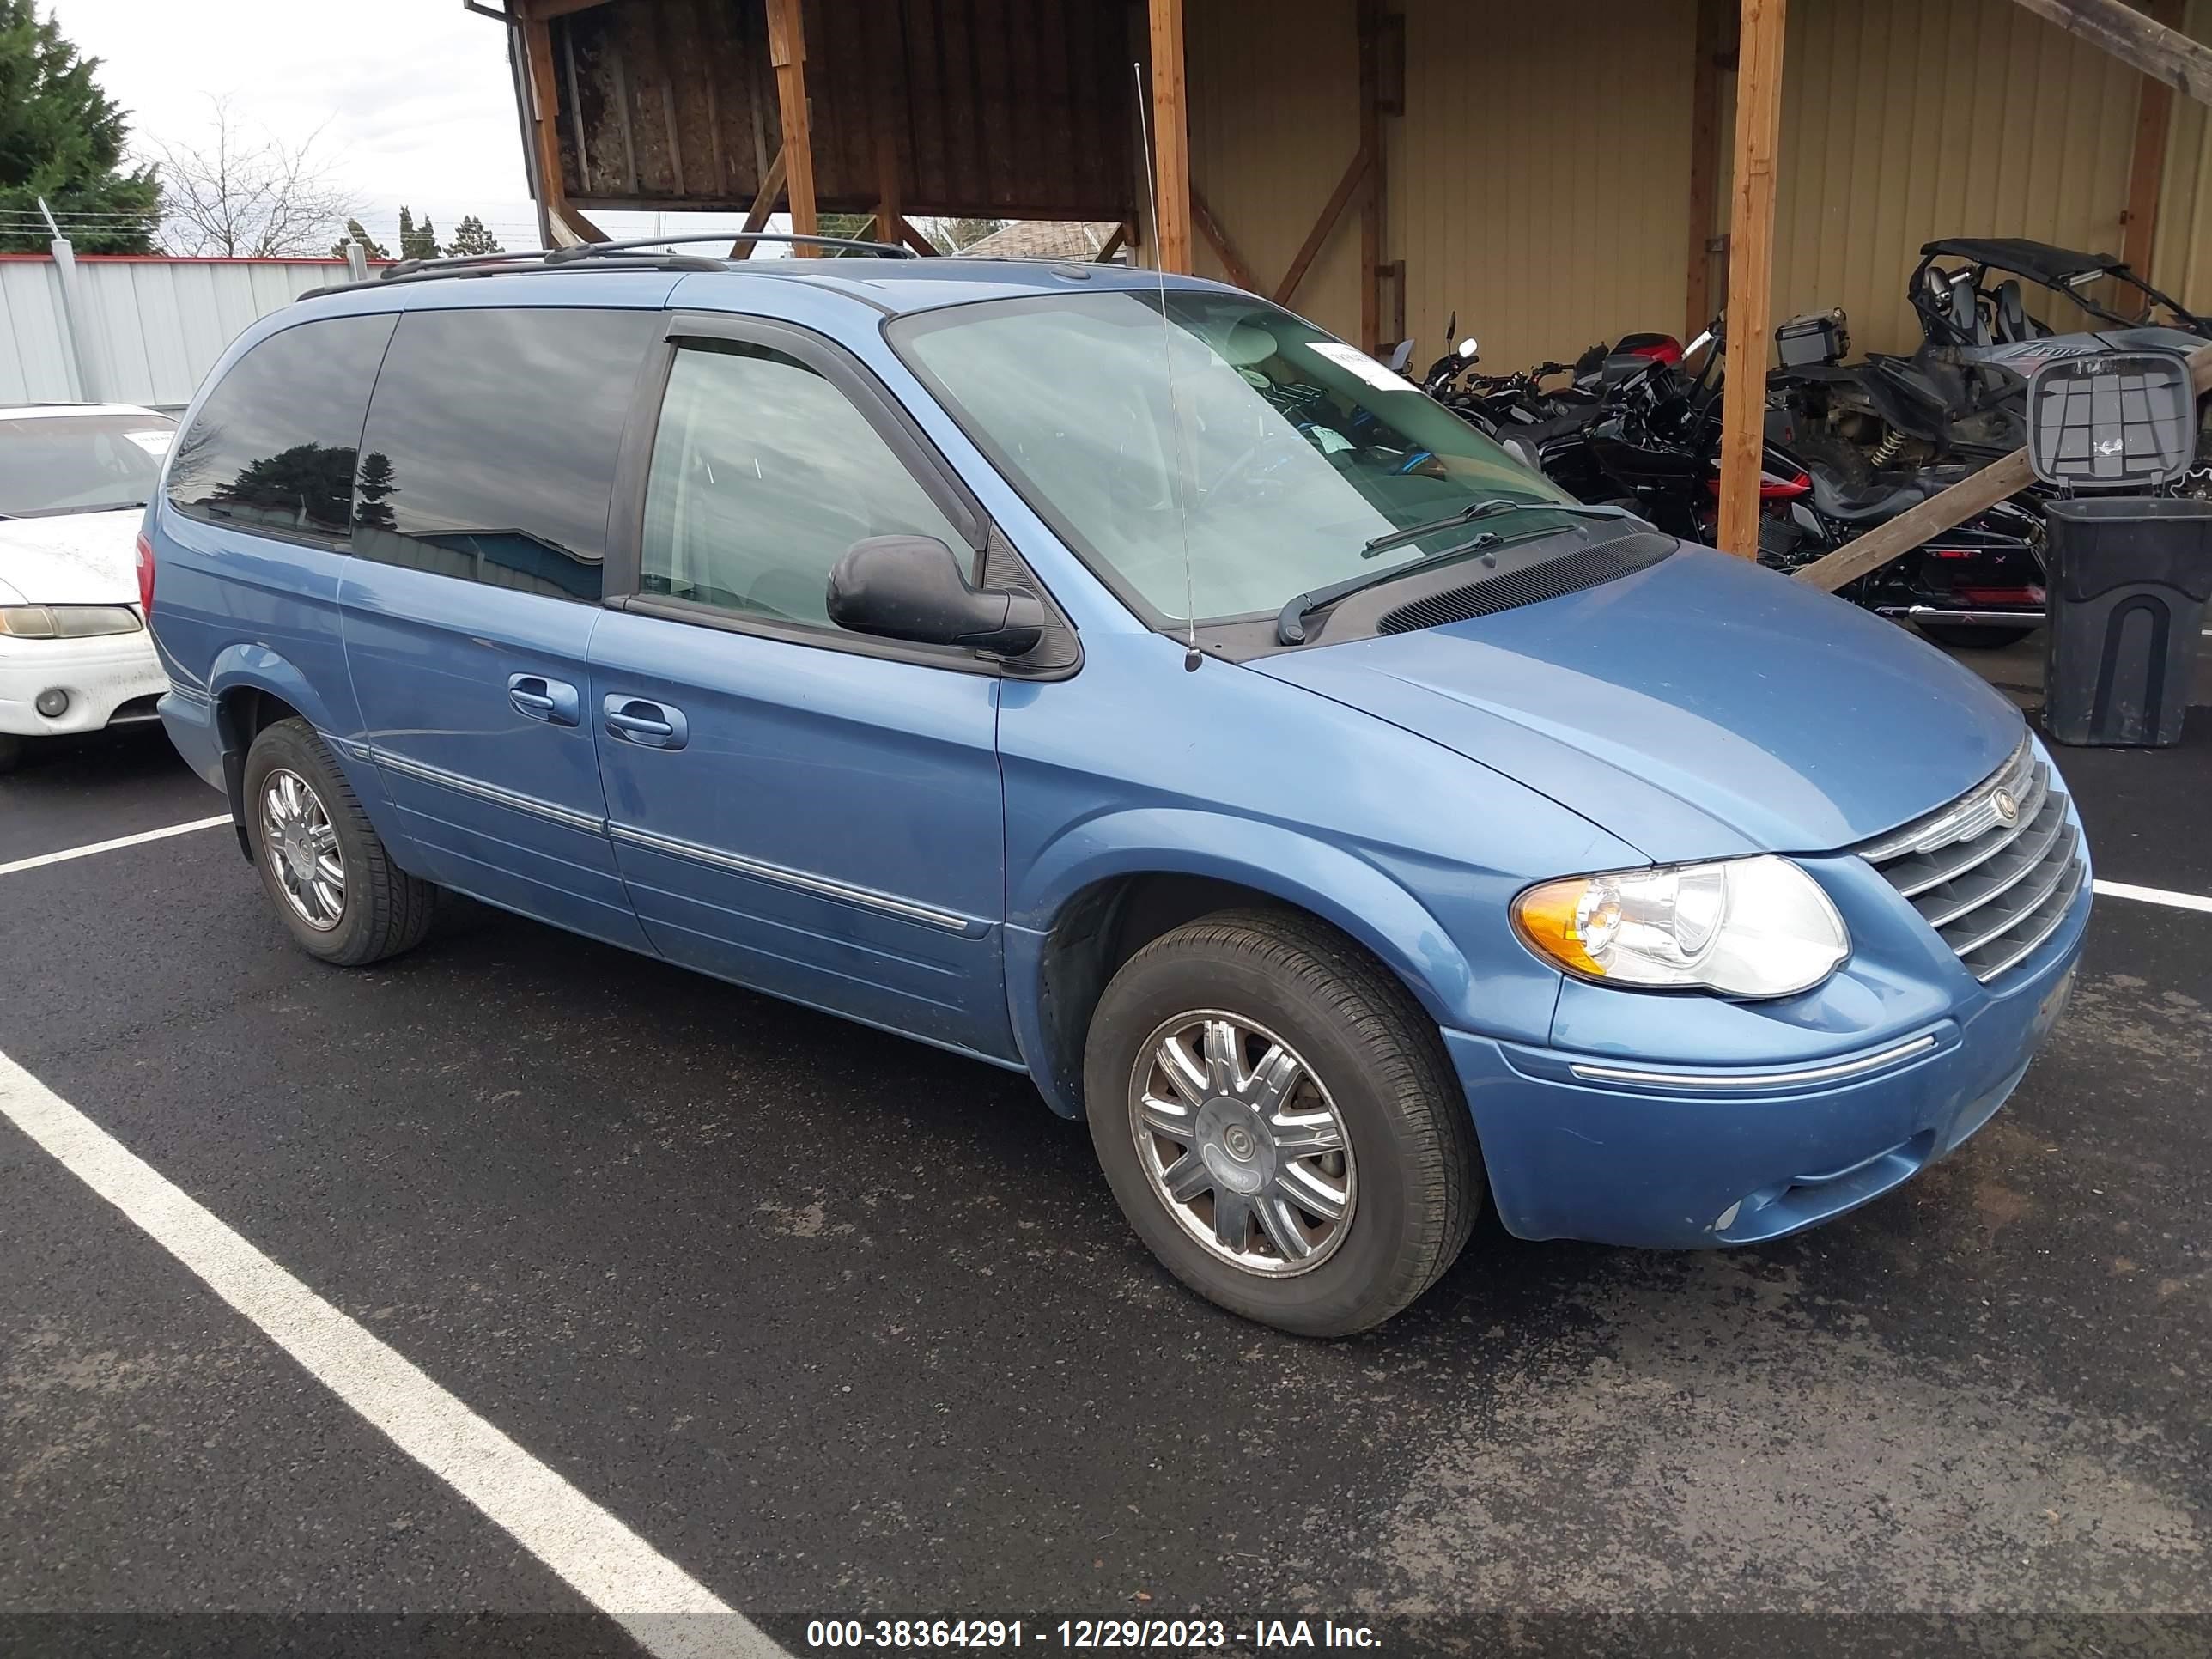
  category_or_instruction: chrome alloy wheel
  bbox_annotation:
[1129,1012,1356,1277]
[259,767,344,931]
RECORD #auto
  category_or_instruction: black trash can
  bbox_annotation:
[2042,495,2212,747]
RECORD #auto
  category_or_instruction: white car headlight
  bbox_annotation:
[1513,854,1849,999]
[0,605,143,639]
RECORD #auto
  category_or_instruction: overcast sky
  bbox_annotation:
[46,0,750,251]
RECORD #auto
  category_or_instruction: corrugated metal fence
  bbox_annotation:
[0,255,375,410]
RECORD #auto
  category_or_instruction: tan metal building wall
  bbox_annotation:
[1182,0,2184,368]
[2152,0,2212,305]
[1759,0,2146,355]
[1184,0,1365,339]
[1391,0,1699,374]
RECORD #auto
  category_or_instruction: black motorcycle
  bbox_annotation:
[1567,325,2050,647]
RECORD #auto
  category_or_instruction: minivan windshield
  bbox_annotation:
[0,413,174,519]
[891,289,1584,623]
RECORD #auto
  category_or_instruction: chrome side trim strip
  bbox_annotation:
[1569,1034,1941,1092]
[371,748,607,836]
[607,821,973,933]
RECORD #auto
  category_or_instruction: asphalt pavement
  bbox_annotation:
[3,672,2209,1659]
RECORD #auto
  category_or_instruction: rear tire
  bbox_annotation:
[1917,623,2038,650]
[1084,908,1482,1336]
[243,718,435,966]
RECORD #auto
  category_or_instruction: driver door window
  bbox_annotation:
[641,340,968,629]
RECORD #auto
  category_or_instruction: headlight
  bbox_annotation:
[1513,854,1849,999]
[0,605,143,638]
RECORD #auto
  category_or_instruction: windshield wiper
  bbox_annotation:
[1277,532,1504,645]
[1361,496,1641,557]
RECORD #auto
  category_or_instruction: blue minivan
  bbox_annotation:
[145,240,2089,1334]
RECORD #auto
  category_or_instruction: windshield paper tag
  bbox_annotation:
[125,431,173,455]
[1307,341,1411,393]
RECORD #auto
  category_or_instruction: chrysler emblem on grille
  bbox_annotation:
[1993,788,2021,825]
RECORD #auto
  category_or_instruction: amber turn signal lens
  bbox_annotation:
[1512,877,1608,977]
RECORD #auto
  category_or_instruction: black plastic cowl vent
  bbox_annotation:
[1375,533,1675,635]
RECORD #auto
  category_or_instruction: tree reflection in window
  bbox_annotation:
[199,441,360,536]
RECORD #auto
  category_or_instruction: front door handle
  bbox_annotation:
[602,694,689,750]
[508,673,580,726]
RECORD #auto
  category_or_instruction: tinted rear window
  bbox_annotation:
[165,314,396,544]
[349,307,658,603]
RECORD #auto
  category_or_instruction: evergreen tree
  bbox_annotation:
[444,214,501,257]
[329,216,389,259]
[0,0,160,252]
[396,204,440,261]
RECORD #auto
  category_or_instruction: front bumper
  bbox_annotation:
[0,630,167,738]
[1445,872,2090,1248]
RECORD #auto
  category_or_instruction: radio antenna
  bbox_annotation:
[1133,60,1204,672]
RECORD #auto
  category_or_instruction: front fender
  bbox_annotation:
[1006,808,1563,1115]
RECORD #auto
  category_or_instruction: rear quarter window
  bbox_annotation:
[165,314,397,544]
[348,307,659,603]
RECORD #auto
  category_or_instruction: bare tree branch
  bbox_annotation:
[149,95,353,258]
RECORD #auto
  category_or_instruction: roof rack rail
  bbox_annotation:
[377,229,915,282]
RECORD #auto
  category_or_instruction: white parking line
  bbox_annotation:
[0,1048,783,1659]
[0,814,229,879]
[2094,878,2212,915]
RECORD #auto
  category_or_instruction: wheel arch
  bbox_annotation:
[1006,813,1480,1117]
[208,649,347,859]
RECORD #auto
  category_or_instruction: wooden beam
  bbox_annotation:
[520,0,614,19]
[1147,0,1192,273]
[764,0,818,255]
[1274,145,1371,307]
[1717,0,1787,561]
[1685,0,1727,337]
[1190,185,1257,291]
[729,145,787,258]
[1796,343,2212,592]
[894,216,938,258]
[2122,0,2187,278]
[520,13,570,247]
[1358,0,1385,351]
[2004,0,2212,106]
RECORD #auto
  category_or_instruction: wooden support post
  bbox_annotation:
[1274,145,1371,307]
[1096,222,1131,263]
[764,0,818,255]
[893,216,939,258]
[1685,0,1727,337]
[730,146,787,258]
[1190,185,1256,291]
[519,9,571,247]
[1147,0,1192,273]
[1358,0,1385,352]
[2122,0,2187,280]
[1717,0,1786,562]
[874,125,903,248]
[2003,0,2212,106]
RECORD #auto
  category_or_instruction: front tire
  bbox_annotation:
[243,718,435,965]
[1085,908,1482,1336]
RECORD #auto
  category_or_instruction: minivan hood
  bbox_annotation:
[1254,544,2024,863]
[0,508,142,606]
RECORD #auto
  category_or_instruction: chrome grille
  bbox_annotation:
[1855,738,2085,984]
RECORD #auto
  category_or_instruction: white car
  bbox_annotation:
[0,403,176,773]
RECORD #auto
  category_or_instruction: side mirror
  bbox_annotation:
[826,535,1047,658]
[1456,337,1480,360]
